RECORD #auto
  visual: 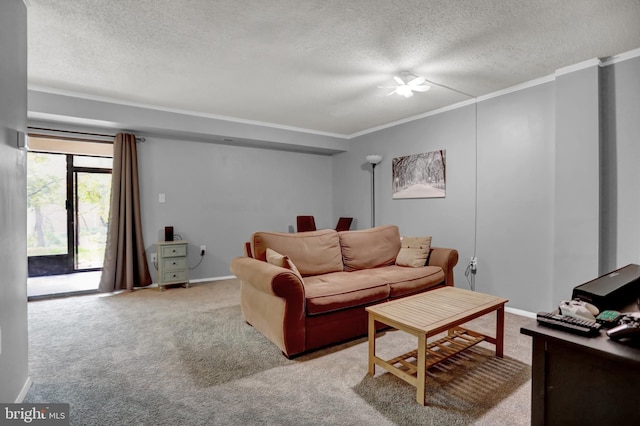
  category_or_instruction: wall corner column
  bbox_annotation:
[552,63,601,303]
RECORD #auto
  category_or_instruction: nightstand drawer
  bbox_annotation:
[161,244,187,258]
[162,270,187,283]
[161,257,187,271]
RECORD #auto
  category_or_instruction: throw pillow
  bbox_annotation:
[395,236,432,267]
[266,248,302,279]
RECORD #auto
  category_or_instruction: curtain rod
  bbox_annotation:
[27,126,146,142]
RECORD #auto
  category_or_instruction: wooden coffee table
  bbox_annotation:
[366,286,508,405]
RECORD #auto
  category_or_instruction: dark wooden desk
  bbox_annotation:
[520,308,640,426]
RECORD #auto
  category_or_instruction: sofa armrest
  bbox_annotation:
[230,256,305,299]
[427,247,459,287]
[229,256,306,356]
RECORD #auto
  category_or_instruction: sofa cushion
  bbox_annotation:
[396,236,432,267]
[251,229,343,277]
[372,265,445,298]
[266,248,302,280]
[338,225,401,272]
[303,271,389,315]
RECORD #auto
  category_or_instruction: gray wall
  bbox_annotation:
[137,136,333,281]
[553,65,600,305]
[334,56,640,313]
[332,105,477,288]
[600,57,640,273]
[332,85,557,312]
[476,82,556,312]
[0,0,28,403]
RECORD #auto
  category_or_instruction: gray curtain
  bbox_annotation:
[99,132,152,292]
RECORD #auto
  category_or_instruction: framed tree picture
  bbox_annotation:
[392,150,446,199]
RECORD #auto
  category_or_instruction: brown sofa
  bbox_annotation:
[229,225,459,357]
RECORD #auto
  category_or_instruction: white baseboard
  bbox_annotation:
[15,377,32,403]
[505,306,536,319]
[189,275,236,284]
[146,275,237,288]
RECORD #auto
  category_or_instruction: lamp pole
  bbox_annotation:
[366,155,383,228]
[371,163,377,227]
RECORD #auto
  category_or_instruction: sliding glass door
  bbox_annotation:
[73,156,112,269]
[27,152,112,276]
[27,152,72,275]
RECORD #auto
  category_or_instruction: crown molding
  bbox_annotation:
[600,47,640,67]
[555,58,601,77]
[350,74,557,139]
[348,98,477,139]
[27,85,349,140]
[476,74,555,103]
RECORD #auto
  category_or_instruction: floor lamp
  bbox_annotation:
[366,155,382,227]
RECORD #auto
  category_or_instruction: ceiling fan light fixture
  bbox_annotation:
[396,85,414,97]
[379,71,430,98]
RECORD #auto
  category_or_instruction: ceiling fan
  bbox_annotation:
[379,71,431,98]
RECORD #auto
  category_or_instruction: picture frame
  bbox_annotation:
[392,150,446,199]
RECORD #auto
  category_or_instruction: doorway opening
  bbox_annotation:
[26,136,113,299]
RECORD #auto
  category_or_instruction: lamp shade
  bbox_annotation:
[366,154,382,165]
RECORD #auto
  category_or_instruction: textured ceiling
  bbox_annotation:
[27,0,640,136]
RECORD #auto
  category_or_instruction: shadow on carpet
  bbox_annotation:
[173,305,293,387]
[353,346,531,425]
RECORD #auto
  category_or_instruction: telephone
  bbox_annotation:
[559,299,600,322]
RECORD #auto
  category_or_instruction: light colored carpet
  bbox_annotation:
[25,279,533,425]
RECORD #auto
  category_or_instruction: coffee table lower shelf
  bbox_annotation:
[373,327,486,384]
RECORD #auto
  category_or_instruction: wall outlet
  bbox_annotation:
[151,253,157,263]
[200,245,206,256]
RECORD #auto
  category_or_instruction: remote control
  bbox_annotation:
[606,312,640,340]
